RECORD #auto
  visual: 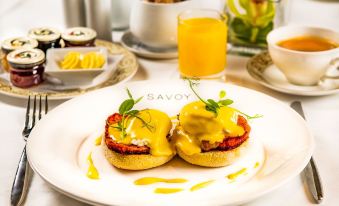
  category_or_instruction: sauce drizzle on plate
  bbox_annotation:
[95,135,102,146]
[154,188,184,194]
[134,177,187,185]
[86,152,99,179]
[190,180,215,192]
[226,168,247,180]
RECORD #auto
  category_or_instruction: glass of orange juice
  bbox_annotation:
[178,9,227,78]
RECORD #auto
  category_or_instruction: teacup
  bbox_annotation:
[267,26,339,86]
[130,0,198,48]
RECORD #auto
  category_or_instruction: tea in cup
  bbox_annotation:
[267,26,339,86]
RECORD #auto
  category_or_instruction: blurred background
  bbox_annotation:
[0,0,338,41]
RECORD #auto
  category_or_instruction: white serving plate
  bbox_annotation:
[26,80,314,205]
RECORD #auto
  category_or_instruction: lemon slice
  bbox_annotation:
[60,51,105,70]
[95,54,105,68]
[81,53,92,69]
[87,52,95,69]
[60,52,81,69]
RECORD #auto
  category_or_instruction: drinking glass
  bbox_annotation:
[226,0,289,56]
[178,9,227,79]
[111,0,136,31]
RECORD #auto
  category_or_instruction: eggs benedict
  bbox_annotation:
[172,79,258,167]
[172,101,251,167]
[103,90,175,170]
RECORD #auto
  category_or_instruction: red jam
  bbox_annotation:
[7,49,45,88]
[62,27,97,47]
[9,65,44,88]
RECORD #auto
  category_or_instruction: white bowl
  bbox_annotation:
[45,47,108,75]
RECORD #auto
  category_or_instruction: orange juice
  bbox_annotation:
[178,14,227,78]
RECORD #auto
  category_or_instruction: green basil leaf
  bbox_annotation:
[219,99,234,106]
[117,121,122,127]
[219,90,226,99]
[205,105,216,113]
[135,96,143,104]
[119,99,134,114]
[112,126,122,131]
[126,110,139,116]
[207,99,220,108]
[126,88,133,99]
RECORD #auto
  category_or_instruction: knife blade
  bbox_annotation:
[290,101,324,204]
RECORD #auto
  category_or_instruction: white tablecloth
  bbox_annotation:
[0,0,339,205]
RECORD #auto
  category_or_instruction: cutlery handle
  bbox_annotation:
[309,157,324,203]
[11,146,31,206]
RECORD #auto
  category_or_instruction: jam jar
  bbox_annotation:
[1,37,38,72]
[61,27,97,47]
[7,48,45,88]
[28,27,61,53]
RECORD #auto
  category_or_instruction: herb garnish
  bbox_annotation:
[186,78,262,119]
[187,79,233,115]
[111,89,154,139]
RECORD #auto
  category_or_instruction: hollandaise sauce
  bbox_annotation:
[95,135,102,146]
[226,168,247,180]
[154,188,184,194]
[173,101,245,155]
[86,152,99,179]
[108,109,174,156]
[190,180,215,192]
[134,177,187,185]
[170,115,179,120]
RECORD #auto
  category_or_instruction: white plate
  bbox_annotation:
[121,31,178,59]
[247,52,339,96]
[0,40,138,100]
[27,80,314,206]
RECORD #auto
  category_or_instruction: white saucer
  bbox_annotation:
[247,52,339,96]
[121,31,178,59]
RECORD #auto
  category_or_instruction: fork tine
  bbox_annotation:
[31,96,37,128]
[38,96,42,120]
[24,96,31,131]
[45,96,48,114]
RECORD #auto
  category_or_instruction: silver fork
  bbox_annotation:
[10,95,48,206]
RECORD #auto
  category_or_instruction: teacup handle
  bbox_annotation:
[322,57,339,80]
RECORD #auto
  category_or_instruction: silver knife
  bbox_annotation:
[291,101,324,204]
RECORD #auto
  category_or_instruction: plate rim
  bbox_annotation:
[26,80,315,205]
[246,52,339,96]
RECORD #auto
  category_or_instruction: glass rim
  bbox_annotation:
[178,9,227,23]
